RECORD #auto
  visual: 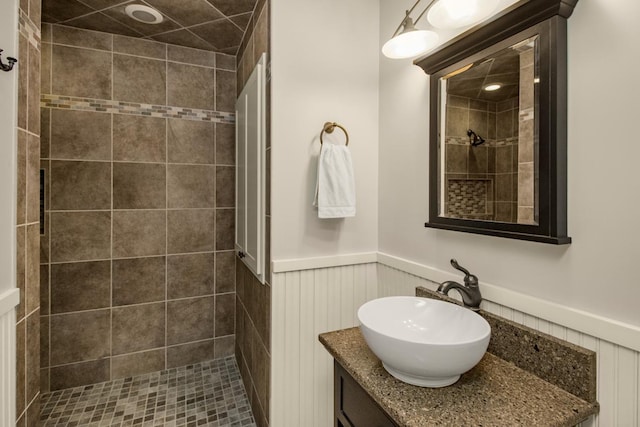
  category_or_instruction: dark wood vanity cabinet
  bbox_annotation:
[334,361,399,427]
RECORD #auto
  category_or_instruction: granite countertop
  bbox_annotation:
[320,327,599,427]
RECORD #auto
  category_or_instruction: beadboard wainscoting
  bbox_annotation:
[377,261,640,427]
[271,262,377,427]
[0,289,20,426]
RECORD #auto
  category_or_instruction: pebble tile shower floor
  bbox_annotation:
[40,356,256,426]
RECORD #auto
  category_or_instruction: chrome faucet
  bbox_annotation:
[437,259,482,310]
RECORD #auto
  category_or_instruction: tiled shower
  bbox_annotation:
[11,0,272,424]
[41,25,236,391]
[444,94,520,222]
[39,24,238,392]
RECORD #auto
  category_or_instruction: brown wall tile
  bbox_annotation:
[50,211,111,262]
[16,130,26,225]
[445,144,468,174]
[50,160,111,210]
[167,119,214,164]
[167,164,215,208]
[113,35,166,59]
[26,134,40,223]
[50,109,111,161]
[16,226,25,321]
[50,309,110,365]
[496,146,513,174]
[25,224,40,314]
[40,108,50,159]
[167,253,215,299]
[216,209,234,250]
[167,44,216,67]
[112,210,166,258]
[167,297,214,345]
[113,115,166,162]
[50,359,110,391]
[27,42,40,135]
[40,368,50,395]
[113,256,166,306]
[167,209,215,254]
[112,303,166,354]
[111,349,166,380]
[113,163,166,209]
[52,45,112,99]
[40,265,49,315]
[51,261,111,313]
[214,335,235,358]
[17,34,27,130]
[40,212,50,264]
[215,293,234,337]
[167,62,215,110]
[216,70,235,112]
[215,166,234,207]
[113,54,167,104]
[26,312,40,403]
[40,316,49,369]
[216,53,235,71]
[166,340,215,369]
[52,25,113,50]
[215,251,235,294]
[25,392,40,427]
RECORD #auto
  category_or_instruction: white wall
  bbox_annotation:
[270,0,380,261]
[378,0,640,328]
[0,0,17,293]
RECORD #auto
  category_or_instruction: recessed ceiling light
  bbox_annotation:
[125,4,164,24]
[484,83,501,91]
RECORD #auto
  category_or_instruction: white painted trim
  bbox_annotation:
[271,252,378,273]
[377,252,640,352]
[0,288,19,318]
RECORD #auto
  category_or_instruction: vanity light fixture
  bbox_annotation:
[483,83,501,91]
[382,0,500,59]
[124,4,164,24]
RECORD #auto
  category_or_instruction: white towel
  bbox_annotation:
[313,143,356,218]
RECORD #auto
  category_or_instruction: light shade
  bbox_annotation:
[382,29,440,59]
[427,0,500,29]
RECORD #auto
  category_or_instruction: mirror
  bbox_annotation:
[440,35,538,224]
[417,0,578,244]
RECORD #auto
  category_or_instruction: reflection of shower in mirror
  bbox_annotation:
[467,129,485,147]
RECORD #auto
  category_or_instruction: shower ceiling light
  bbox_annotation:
[382,0,500,60]
[484,83,501,91]
[125,4,164,24]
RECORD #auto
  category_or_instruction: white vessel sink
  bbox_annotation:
[357,296,491,388]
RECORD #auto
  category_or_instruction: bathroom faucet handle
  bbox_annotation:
[450,259,478,287]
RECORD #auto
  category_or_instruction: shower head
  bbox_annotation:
[467,129,486,147]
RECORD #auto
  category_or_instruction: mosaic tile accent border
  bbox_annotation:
[41,356,256,427]
[445,136,519,147]
[41,94,236,124]
[19,8,40,49]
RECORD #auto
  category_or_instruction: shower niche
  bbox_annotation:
[419,0,577,244]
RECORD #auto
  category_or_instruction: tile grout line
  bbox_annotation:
[109,31,114,382]
[165,42,169,371]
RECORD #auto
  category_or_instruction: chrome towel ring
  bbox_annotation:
[320,122,349,146]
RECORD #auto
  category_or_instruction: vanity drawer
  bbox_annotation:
[334,361,398,427]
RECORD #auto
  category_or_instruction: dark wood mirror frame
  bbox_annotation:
[417,0,578,244]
